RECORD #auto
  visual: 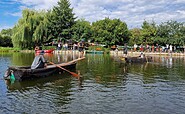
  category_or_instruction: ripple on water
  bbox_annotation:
[1,55,185,113]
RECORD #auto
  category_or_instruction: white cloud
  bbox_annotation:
[5,12,22,17]
[175,0,185,3]
[12,0,58,10]
[0,25,13,31]
[5,0,185,28]
[71,0,185,28]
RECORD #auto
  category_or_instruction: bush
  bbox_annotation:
[0,35,13,47]
[42,46,56,50]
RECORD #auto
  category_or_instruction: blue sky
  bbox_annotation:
[1,0,185,31]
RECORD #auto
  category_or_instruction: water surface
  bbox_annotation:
[0,52,185,114]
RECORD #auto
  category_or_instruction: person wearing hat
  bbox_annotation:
[31,53,47,69]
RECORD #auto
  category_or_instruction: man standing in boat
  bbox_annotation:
[31,53,47,69]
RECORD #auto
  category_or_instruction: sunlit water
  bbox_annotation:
[0,52,185,114]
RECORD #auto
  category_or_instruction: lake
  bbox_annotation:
[0,52,185,114]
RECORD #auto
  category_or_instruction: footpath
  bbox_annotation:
[110,51,185,57]
[20,50,185,57]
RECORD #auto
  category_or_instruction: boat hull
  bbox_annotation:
[121,56,152,63]
[35,49,54,53]
[4,62,76,81]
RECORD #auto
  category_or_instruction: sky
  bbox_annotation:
[0,0,185,31]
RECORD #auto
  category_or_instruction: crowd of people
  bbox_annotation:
[56,41,85,51]
[113,43,185,58]
[133,44,176,53]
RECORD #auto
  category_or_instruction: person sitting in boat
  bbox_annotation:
[31,53,47,69]
[139,52,145,58]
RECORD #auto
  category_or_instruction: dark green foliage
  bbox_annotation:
[1,29,12,36]
[129,28,142,45]
[12,9,49,49]
[0,34,13,47]
[141,21,157,45]
[72,19,92,42]
[47,0,76,41]
[129,20,185,47]
[156,21,185,45]
[0,29,13,47]
[92,18,129,47]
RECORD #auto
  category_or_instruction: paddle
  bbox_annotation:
[49,61,79,78]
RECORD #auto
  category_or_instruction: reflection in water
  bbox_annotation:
[1,53,185,114]
[4,73,70,91]
[3,73,77,113]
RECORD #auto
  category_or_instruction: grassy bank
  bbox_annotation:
[0,47,21,52]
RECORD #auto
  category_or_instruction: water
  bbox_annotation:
[0,52,185,114]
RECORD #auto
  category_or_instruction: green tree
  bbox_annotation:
[1,28,12,36]
[72,19,92,42]
[129,28,142,45]
[47,0,76,41]
[141,20,157,45]
[12,9,48,49]
[0,28,13,47]
[0,34,13,47]
[157,20,185,46]
[92,18,129,47]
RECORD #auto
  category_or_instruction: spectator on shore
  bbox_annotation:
[64,43,68,50]
[134,44,137,52]
[174,46,176,52]
[57,42,62,50]
[152,44,155,52]
[123,43,128,57]
[162,46,165,52]
[78,41,84,57]
[140,44,144,52]
[115,46,118,55]
[156,44,159,52]
[146,44,149,52]
[73,43,78,50]
[166,44,169,52]
[170,45,173,53]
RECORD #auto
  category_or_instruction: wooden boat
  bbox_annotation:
[121,56,152,63]
[4,57,85,81]
[35,49,54,53]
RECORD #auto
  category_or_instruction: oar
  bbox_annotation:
[49,61,79,78]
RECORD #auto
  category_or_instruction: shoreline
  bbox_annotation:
[1,50,185,57]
